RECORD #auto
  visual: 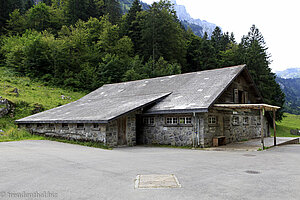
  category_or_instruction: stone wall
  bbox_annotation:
[142,114,196,146]
[21,123,106,143]
[105,110,141,147]
[126,112,138,146]
[106,120,118,146]
[204,108,269,147]
[141,110,269,148]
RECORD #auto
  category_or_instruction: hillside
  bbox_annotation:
[276,77,300,115]
[0,66,86,141]
[274,113,300,137]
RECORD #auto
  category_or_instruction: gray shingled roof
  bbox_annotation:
[16,65,246,124]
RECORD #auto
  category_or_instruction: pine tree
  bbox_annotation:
[24,0,34,10]
[124,0,142,54]
[239,25,285,120]
[64,0,89,25]
[140,0,186,66]
[104,0,121,24]
[0,0,25,34]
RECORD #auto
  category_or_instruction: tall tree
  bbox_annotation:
[239,25,285,120]
[0,0,25,34]
[103,0,121,24]
[64,0,89,24]
[140,0,186,66]
[124,0,142,54]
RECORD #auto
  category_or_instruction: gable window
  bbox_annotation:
[234,89,249,104]
[166,117,178,125]
[77,123,84,129]
[232,116,239,125]
[179,117,192,125]
[208,116,216,125]
[143,117,155,126]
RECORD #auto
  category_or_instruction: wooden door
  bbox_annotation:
[117,117,127,145]
[136,115,143,145]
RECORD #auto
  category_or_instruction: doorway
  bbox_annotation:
[117,116,127,145]
[136,115,144,145]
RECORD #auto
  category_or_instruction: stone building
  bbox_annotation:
[16,65,280,147]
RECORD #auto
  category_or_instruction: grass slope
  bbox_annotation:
[0,66,86,142]
[273,113,300,137]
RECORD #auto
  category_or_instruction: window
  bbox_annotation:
[77,123,84,129]
[93,124,99,129]
[179,117,192,125]
[62,124,69,128]
[232,116,239,125]
[37,124,43,128]
[234,89,249,104]
[166,117,178,125]
[243,117,249,124]
[143,117,155,126]
[26,124,31,128]
[208,116,216,124]
[49,123,55,128]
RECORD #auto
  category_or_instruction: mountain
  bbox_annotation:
[119,0,217,37]
[170,0,217,37]
[276,77,300,115]
[276,68,300,79]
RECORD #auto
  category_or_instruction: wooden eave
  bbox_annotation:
[213,104,280,111]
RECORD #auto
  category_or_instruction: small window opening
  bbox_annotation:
[166,117,178,125]
[62,124,69,128]
[243,117,249,124]
[143,117,155,125]
[208,116,217,124]
[179,117,192,125]
[233,116,239,125]
[77,123,84,129]
[93,124,99,129]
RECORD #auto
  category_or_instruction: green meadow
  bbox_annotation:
[272,113,300,137]
[0,66,86,142]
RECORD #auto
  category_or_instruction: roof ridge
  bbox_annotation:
[101,65,246,87]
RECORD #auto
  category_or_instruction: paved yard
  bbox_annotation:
[0,140,300,200]
[210,137,300,151]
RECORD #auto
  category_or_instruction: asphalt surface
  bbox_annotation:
[0,140,300,200]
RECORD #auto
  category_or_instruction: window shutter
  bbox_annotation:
[244,92,249,104]
[234,89,239,103]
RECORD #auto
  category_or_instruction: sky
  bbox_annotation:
[142,0,300,72]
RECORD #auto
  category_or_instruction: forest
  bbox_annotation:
[0,0,285,120]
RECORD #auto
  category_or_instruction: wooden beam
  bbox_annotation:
[273,110,277,146]
[260,108,264,149]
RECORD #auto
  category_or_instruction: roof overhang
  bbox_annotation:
[144,108,209,115]
[213,104,280,111]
